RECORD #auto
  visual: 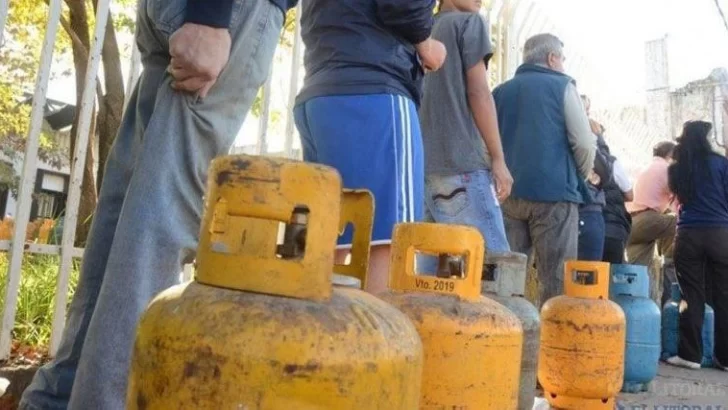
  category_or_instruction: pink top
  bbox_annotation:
[627,157,677,214]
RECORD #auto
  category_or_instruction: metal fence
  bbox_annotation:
[0,0,607,360]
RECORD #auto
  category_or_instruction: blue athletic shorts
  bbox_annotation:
[294,93,424,246]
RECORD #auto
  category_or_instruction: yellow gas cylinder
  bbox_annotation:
[126,155,424,410]
[37,219,54,244]
[0,217,13,240]
[332,189,373,289]
[378,223,524,409]
[538,260,627,409]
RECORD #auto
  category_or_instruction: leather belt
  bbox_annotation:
[629,209,652,217]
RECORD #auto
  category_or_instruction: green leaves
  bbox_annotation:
[0,253,80,348]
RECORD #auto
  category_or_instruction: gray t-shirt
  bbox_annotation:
[420,11,493,176]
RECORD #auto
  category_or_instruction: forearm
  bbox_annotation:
[564,84,596,178]
[469,89,505,161]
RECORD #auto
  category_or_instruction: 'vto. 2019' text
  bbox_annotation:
[415,278,455,293]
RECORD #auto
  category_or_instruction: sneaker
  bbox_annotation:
[714,357,728,372]
[666,356,701,370]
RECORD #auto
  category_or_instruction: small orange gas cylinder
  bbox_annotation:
[37,219,54,244]
[0,217,13,240]
[539,260,626,409]
[379,223,523,409]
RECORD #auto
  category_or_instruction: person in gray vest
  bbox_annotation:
[492,33,596,306]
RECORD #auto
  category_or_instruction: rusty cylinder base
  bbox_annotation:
[545,391,616,410]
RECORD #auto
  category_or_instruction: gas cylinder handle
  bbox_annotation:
[563,260,610,300]
[609,264,650,298]
[195,155,342,302]
[388,223,484,301]
[334,189,374,289]
[611,272,637,284]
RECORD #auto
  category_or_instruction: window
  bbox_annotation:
[36,193,56,219]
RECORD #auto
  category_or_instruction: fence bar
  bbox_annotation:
[516,2,537,43]
[283,4,302,158]
[0,0,8,48]
[49,0,111,356]
[502,0,528,79]
[516,3,542,45]
[256,69,273,155]
[1,0,63,360]
[0,241,85,258]
[182,264,194,282]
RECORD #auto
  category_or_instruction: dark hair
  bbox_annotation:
[652,141,676,159]
[667,120,714,205]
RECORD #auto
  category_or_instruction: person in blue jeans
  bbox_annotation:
[577,95,614,261]
[20,0,292,408]
[577,173,608,261]
[419,0,513,254]
[294,0,446,293]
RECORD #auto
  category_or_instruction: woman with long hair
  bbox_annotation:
[666,120,728,371]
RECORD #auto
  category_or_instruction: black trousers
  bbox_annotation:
[674,227,728,365]
[662,260,677,308]
[602,236,625,264]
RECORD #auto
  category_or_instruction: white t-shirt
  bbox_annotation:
[613,158,632,193]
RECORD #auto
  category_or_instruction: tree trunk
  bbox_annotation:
[59,0,126,246]
[66,0,97,246]
[93,0,124,192]
[78,113,98,247]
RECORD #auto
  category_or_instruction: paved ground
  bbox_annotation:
[533,363,727,409]
[616,363,727,409]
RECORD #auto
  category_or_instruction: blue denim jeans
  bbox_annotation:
[424,170,510,252]
[19,1,283,409]
[577,208,605,261]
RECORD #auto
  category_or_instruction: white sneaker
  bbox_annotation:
[714,357,728,372]
[666,356,701,370]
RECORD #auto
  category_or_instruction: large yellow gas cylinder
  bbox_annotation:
[378,223,523,409]
[126,155,424,409]
[538,260,626,409]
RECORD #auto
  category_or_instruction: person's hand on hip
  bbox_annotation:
[415,38,447,73]
[168,23,232,99]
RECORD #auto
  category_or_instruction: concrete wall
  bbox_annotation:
[669,69,727,148]
[644,37,727,152]
[645,37,672,141]
[671,82,714,136]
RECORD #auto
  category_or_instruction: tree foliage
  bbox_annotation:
[1,0,135,244]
